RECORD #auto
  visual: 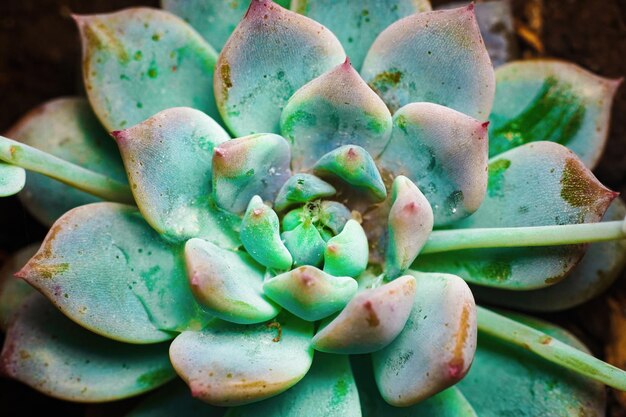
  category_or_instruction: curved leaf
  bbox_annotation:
[489,60,621,168]
[282,221,326,268]
[214,0,345,136]
[274,174,336,212]
[458,312,605,416]
[414,142,617,289]
[323,219,369,278]
[378,103,488,226]
[473,198,626,311]
[185,238,279,324]
[16,202,212,344]
[0,244,38,330]
[292,0,431,70]
[281,59,392,172]
[0,162,25,196]
[113,107,239,247]
[76,7,220,131]
[1,294,174,402]
[372,271,477,406]
[213,133,291,214]
[169,312,314,406]
[361,5,495,119]
[225,353,360,417]
[312,275,416,354]
[6,97,126,225]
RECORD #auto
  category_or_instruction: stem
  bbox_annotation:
[0,135,134,204]
[477,306,626,390]
[422,221,626,254]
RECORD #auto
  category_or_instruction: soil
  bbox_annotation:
[0,0,624,416]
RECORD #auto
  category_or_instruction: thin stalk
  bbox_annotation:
[0,135,134,204]
[422,221,625,254]
[477,306,626,390]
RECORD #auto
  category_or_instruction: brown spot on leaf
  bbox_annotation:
[560,157,617,216]
[448,303,471,380]
[266,321,282,342]
[363,300,380,327]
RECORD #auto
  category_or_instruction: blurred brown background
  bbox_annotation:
[0,0,625,416]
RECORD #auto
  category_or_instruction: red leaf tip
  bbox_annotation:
[467,2,475,12]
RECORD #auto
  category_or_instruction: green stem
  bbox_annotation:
[422,221,625,254]
[0,135,134,204]
[477,306,626,390]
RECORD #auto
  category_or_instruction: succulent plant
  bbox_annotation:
[0,1,625,416]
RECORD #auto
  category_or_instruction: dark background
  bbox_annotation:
[0,0,625,416]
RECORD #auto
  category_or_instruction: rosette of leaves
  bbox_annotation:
[0,1,625,416]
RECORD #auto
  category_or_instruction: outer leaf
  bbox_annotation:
[1,294,174,402]
[6,97,126,225]
[372,271,477,406]
[169,312,314,406]
[127,380,226,417]
[225,353,360,417]
[312,275,416,354]
[353,355,477,417]
[378,103,488,226]
[0,162,25,196]
[113,107,239,247]
[489,60,621,168]
[0,244,38,330]
[324,219,369,278]
[263,266,358,322]
[458,312,605,416]
[414,142,617,289]
[214,0,345,136]
[213,133,291,214]
[241,196,292,270]
[385,176,434,279]
[281,59,392,172]
[361,5,495,118]
[76,8,220,131]
[292,0,431,70]
[185,238,279,324]
[16,203,212,344]
[474,198,626,311]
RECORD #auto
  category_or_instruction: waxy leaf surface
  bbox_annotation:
[1,294,174,402]
[215,0,345,136]
[361,6,495,118]
[170,312,313,406]
[323,219,369,278]
[17,203,212,343]
[77,7,220,131]
[274,174,336,212]
[414,142,616,289]
[0,162,25,197]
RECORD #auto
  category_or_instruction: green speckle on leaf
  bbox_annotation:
[281,109,317,139]
[369,69,403,94]
[34,263,69,279]
[468,261,512,283]
[151,33,161,41]
[487,159,511,198]
[147,65,158,79]
[133,50,142,61]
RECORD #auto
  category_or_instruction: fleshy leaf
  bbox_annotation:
[474,198,626,311]
[361,5,495,119]
[385,176,434,279]
[489,60,621,168]
[184,238,279,324]
[378,103,488,226]
[274,174,336,212]
[214,0,345,136]
[0,162,25,196]
[225,353,360,417]
[241,196,292,270]
[282,207,305,232]
[353,354,477,417]
[213,133,291,214]
[291,0,432,70]
[323,219,369,278]
[372,271,477,406]
[281,59,392,172]
[169,312,313,406]
[414,142,617,289]
[17,202,212,343]
[128,380,226,417]
[319,201,353,234]
[263,266,358,321]
[76,8,220,131]
[1,294,174,402]
[313,145,386,201]
[458,312,605,416]
[113,107,240,247]
[6,97,127,225]
[312,275,416,354]
[0,244,38,330]
[282,222,326,267]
